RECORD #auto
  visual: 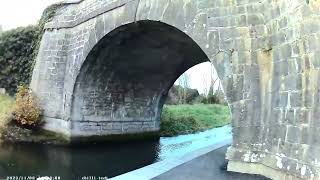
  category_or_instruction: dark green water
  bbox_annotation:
[0,125,232,179]
[0,141,159,179]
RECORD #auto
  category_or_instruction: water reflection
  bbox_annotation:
[0,140,160,179]
[0,125,232,179]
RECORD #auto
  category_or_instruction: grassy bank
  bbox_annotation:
[160,104,231,136]
[0,95,14,127]
[0,95,231,139]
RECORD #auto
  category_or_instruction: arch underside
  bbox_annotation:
[71,21,209,135]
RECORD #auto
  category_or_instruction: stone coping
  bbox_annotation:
[110,137,232,180]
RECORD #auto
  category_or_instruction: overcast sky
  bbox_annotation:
[0,0,61,30]
[0,0,219,94]
[176,62,220,94]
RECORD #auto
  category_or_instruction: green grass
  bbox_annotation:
[0,95,14,125]
[0,96,231,138]
[160,104,231,136]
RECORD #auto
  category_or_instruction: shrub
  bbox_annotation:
[160,104,231,136]
[165,85,200,105]
[12,86,42,129]
[0,3,63,95]
[0,26,39,95]
[160,106,202,136]
[201,94,220,104]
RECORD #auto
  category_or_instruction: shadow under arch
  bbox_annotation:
[70,20,213,136]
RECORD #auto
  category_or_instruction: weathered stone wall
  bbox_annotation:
[225,0,320,179]
[71,21,210,136]
[31,0,320,178]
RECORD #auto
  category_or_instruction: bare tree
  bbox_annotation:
[208,77,219,97]
[177,72,190,104]
[202,74,208,97]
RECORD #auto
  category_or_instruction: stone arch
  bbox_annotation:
[69,20,213,136]
[30,0,320,178]
[60,0,218,122]
[32,0,245,138]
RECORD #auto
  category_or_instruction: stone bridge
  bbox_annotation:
[31,0,320,179]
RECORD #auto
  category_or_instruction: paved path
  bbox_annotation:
[152,145,270,180]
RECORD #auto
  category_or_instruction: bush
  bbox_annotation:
[165,85,200,105]
[0,26,39,95]
[201,94,220,104]
[160,104,231,136]
[12,86,42,129]
[160,106,202,136]
[0,3,63,95]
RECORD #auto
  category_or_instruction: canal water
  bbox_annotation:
[0,125,232,179]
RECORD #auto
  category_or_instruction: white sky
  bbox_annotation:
[0,0,62,30]
[175,62,220,95]
[0,0,219,94]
